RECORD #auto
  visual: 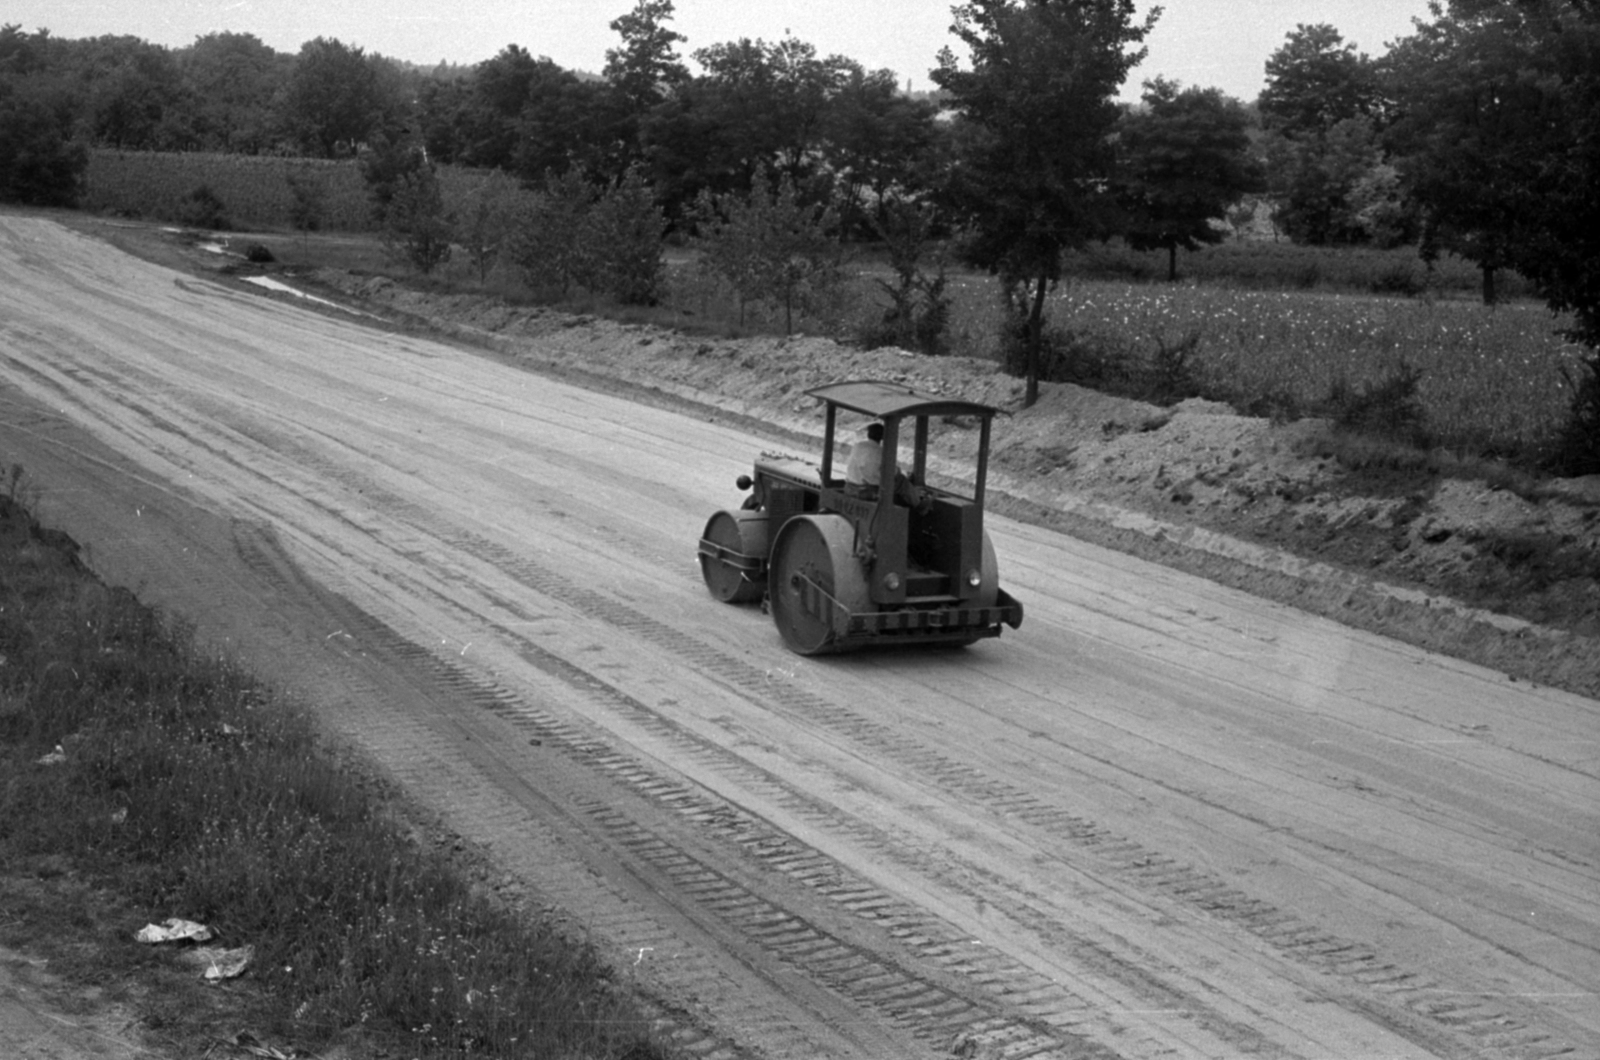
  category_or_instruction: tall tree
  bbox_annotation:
[604,0,688,111]
[178,32,290,153]
[1383,1,1593,306]
[643,33,849,214]
[1115,78,1262,280]
[280,37,383,156]
[822,62,940,236]
[932,0,1157,406]
[1385,0,1600,470]
[690,36,849,185]
[447,46,610,177]
[1265,114,1384,245]
[75,35,190,149]
[510,70,612,180]
[0,27,87,207]
[1258,23,1376,138]
[1257,23,1385,246]
[415,75,472,163]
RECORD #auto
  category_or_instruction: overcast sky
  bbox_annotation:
[13,1,1434,101]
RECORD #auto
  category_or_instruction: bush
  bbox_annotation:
[508,166,665,304]
[359,135,427,224]
[244,242,274,263]
[1146,328,1204,405]
[1369,261,1424,297]
[456,169,522,283]
[587,166,667,305]
[858,200,952,356]
[691,165,844,334]
[1548,353,1600,477]
[176,183,229,229]
[507,168,594,296]
[1323,362,1430,446]
[286,166,327,238]
[381,167,453,275]
[0,89,87,207]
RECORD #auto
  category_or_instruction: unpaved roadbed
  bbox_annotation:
[5,216,1597,1060]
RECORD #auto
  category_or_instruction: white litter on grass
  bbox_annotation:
[188,944,253,981]
[135,917,214,944]
[240,275,363,314]
[230,1030,293,1058]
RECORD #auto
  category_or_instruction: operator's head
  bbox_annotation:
[865,422,884,442]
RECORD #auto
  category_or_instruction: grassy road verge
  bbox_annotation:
[0,482,668,1059]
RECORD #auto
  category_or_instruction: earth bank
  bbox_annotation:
[303,267,1600,700]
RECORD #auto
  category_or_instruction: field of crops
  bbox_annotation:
[938,277,1580,460]
[82,150,503,233]
[1056,239,1539,301]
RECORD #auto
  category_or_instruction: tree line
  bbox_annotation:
[2,1,1597,441]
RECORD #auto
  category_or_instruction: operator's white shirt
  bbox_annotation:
[846,438,882,486]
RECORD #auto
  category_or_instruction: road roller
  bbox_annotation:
[698,379,1024,655]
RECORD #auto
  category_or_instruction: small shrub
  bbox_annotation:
[177,183,229,230]
[1144,328,1204,405]
[1370,261,1423,297]
[1235,386,1306,423]
[286,167,327,240]
[860,199,952,356]
[381,167,453,275]
[1548,353,1600,477]
[588,165,667,305]
[359,135,427,224]
[507,166,665,304]
[691,165,844,334]
[244,243,274,263]
[456,169,522,283]
[1291,260,1323,290]
[507,168,596,297]
[1324,362,1429,446]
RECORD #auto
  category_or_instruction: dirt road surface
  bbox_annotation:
[2,214,1597,1059]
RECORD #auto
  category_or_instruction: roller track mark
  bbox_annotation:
[225,522,753,1060]
[579,802,1082,1060]
[381,521,1574,1059]
[480,627,1279,1054]
[233,427,1579,1060]
[446,621,1121,1057]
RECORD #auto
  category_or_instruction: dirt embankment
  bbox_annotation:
[294,269,1600,699]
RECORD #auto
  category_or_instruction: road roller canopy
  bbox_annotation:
[806,379,1005,511]
[805,380,1006,422]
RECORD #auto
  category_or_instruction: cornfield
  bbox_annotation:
[940,275,1582,459]
[83,150,505,234]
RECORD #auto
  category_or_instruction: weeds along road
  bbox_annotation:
[3,213,1598,1060]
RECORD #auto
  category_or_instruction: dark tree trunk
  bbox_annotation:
[1481,263,1498,306]
[1024,271,1049,408]
[1167,241,1178,282]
